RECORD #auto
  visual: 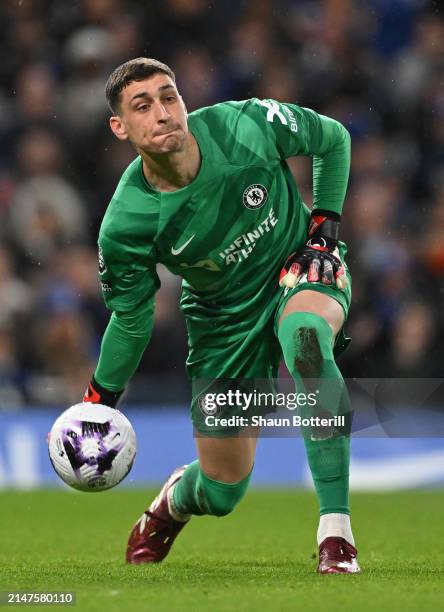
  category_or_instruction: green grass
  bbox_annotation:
[1,489,444,611]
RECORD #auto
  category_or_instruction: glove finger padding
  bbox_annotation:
[307,257,321,282]
[279,260,302,288]
[331,246,348,289]
[321,258,334,285]
[334,265,347,289]
[279,247,347,290]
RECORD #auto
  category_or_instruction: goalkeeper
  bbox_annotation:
[84,57,360,574]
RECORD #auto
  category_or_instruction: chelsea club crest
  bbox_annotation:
[243,184,268,210]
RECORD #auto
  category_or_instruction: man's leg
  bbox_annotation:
[277,290,359,573]
[126,432,257,564]
[172,432,257,517]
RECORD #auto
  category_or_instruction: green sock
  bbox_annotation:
[278,312,351,515]
[304,435,350,514]
[172,460,252,517]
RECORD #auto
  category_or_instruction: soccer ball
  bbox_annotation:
[48,403,136,492]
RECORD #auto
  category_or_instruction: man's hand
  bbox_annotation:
[83,376,124,408]
[279,210,347,290]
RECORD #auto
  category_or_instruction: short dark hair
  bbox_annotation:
[105,57,176,114]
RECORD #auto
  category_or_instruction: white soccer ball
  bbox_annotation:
[48,403,136,492]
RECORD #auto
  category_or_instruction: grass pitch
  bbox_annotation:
[1,489,443,611]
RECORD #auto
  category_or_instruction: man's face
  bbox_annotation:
[110,74,188,155]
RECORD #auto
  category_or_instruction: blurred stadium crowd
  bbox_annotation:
[0,0,442,408]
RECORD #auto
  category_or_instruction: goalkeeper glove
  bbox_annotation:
[279,210,347,290]
[83,376,123,408]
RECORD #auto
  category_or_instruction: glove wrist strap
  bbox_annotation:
[308,210,341,244]
[83,376,124,408]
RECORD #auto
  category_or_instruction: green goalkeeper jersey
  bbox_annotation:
[95,98,350,391]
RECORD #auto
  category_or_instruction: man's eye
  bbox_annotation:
[137,104,149,111]
[165,96,176,102]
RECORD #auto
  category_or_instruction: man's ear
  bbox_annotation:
[109,115,129,141]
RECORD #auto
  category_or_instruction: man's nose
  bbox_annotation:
[154,101,170,122]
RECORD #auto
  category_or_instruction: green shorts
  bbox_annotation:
[185,241,352,435]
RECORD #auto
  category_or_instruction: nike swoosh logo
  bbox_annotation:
[171,234,196,256]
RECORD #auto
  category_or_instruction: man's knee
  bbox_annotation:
[292,325,323,377]
[278,312,334,377]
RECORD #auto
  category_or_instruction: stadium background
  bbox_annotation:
[0,0,443,489]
